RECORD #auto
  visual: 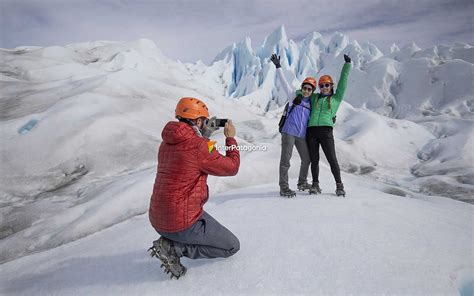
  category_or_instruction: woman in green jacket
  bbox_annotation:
[306,54,351,196]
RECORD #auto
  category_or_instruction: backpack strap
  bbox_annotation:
[290,95,311,112]
[287,96,300,114]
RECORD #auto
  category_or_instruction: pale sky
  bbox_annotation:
[1,0,473,63]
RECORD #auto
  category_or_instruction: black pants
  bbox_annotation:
[306,126,342,184]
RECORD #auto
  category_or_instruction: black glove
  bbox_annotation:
[344,54,351,63]
[270,54,281,68]
[293,94,302,105]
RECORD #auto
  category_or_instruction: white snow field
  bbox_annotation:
[0,174,473,295]
[1,26,473,294]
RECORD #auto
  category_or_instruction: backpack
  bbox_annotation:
[278,102,295,133]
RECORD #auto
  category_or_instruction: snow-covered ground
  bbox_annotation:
[1,26,473,294]
[0,174,473,295]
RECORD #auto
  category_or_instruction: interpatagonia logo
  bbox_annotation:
[215,144,267,151]
[207,141,217,153]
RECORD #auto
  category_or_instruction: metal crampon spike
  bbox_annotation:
[148,246,157,257]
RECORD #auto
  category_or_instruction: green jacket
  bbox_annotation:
[298,63,351,127]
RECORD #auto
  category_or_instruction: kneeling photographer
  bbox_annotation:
[148,97,240,279]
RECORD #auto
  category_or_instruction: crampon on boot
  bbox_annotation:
[336,183,346,197]
[280,187,296,198]
[297,181,311,191]
[308,182,322,195]
[148,236,187,279]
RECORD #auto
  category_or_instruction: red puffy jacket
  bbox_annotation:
[149,121,240,232]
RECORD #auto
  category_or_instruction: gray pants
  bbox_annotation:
[157,212,240,259]
[279,132,311,189]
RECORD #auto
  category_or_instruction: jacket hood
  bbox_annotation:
[161,121,197,144]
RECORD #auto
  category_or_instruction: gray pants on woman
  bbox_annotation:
[279,132,311,189]
[157,211,240,259]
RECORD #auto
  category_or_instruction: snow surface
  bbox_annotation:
[1,27,473,294]
[0,174,473,295]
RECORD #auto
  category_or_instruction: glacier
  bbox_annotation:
[0,26,473,295]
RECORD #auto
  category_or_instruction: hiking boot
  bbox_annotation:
[297,181,311,191]
[280,187,296,198]
[336,183,346,197]
[309,182,322,195]
[148,237,187,279]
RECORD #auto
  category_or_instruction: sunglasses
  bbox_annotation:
[302,86,313,92]
[319,83,333,88]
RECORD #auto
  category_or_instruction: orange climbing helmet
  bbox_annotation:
[301,77,317,90]
[319,75,334,86]
[175,97,209,120]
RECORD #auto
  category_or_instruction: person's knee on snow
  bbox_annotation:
[224,234,240,257]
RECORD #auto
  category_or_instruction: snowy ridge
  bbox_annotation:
[208,25,473,117]
[0,38,260,263]
[0,27,473,292]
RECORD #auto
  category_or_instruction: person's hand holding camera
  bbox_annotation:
[224,120,236,138]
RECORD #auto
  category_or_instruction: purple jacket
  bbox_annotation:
[277,68,311,138]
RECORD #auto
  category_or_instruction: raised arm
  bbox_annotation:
[333,54,352,102]
[270,54,293,99]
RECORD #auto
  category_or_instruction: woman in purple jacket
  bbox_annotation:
[271,54,315,198]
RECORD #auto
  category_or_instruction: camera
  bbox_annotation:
[215,118,228,127]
